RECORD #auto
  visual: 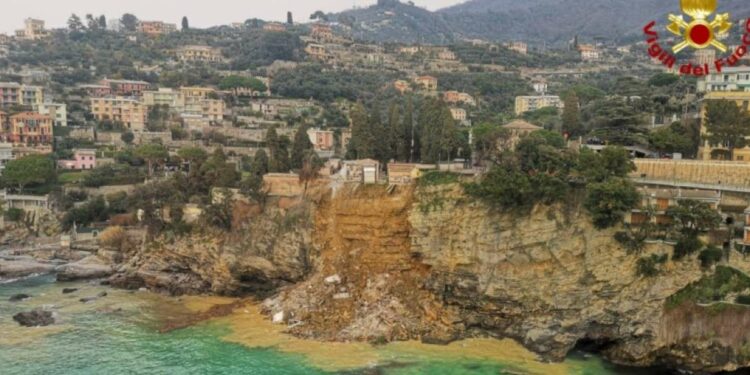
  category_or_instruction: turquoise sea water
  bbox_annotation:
[0,275,666,375]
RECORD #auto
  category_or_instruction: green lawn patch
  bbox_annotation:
[58,171,90,184]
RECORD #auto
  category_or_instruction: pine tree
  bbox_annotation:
[86,14,99,30]
[181,16,189,31]
[291,124,313,169]
[121,14,138,32]
[98,15,107,29]
[562,91,582,137]
[68,14,84,32]
[705,99,750,160]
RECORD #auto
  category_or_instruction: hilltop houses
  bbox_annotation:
[15,18,48,40]
[177,45,223,63]
[514,95,563,115]
[414,75,438,91]
[138,21,177,36]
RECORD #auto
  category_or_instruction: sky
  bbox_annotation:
[1,0,465,34]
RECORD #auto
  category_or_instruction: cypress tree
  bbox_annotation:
[348,103,375,159]
[562,91,582,137]
[291,124,313,170]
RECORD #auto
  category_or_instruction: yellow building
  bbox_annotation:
[15,18,48,40]
[0,83,44,108]
[177,45,223,63]
[90,97,147,131]
[698,91,750,161]
[180,87,215,101]
[200,99,225,122]
[514,95,563,115]
[142,88,185,108]
[20,85,44,107]
[414,76,438,91]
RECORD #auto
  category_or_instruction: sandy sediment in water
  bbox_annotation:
[2,286,588,374]
[201,301,579,374]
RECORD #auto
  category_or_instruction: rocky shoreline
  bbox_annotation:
[6,185,750,374]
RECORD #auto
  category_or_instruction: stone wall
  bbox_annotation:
[632,159,750,187]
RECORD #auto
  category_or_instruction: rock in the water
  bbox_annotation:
[108,274,146,290]
[62,288,78,294]
[80,292,107,303]
[13,310,54,327]
[8,293,31,302]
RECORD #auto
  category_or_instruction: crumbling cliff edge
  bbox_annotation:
[113,183,750,373]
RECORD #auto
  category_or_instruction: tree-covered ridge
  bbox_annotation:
[324,0,750,44]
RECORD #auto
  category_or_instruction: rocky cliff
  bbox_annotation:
[110,201,315,296]
[408,184,750,373]
[112,182,750,373]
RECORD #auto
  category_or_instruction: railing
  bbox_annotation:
[631,178,750,194]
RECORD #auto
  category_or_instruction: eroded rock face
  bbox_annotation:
[111,202,314,296]
[265,184,457,342]
[409,184,750,373]
[116,182,750,372]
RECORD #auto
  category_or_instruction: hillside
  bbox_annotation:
[440,0,750,43]
[334,0,456,44]
[332,0,750,44]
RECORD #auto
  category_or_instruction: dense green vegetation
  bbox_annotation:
[271,65,398,102]
[345,97,468,165]
[636,254,668,277]
[1,155,57,194]
[465,131,639,228]
[448,43,578,68]
[666,266,750,309]
[703,100,750,160]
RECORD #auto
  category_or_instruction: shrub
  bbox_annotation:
[673,235,703,260]
[615,230,646,254]
[698,246,724,268]
[418,171,459,187]
[636,254,668,277]
[4,208,24,222]
[98,226,133,253]
[584,177,640,229]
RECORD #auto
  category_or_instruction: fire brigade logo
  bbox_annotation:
[666,0,732,53]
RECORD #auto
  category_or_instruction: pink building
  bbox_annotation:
[58,149,96,170]
[79,84,112,97]
[100,79,150,97]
